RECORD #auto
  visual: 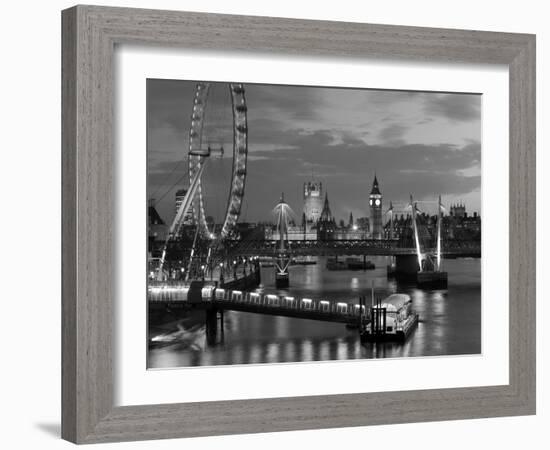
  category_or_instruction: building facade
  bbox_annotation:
[383,207,481,244]
[303,181,323,232]
[449,202,466,218]
[369,175,383,239]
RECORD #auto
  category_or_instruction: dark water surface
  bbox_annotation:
[148,256,481,368]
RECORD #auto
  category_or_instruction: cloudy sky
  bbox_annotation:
[147,79,481,225]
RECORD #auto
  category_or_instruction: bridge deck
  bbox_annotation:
[213,291,364,324]
[224,239,481,257]
[149,285,367,324]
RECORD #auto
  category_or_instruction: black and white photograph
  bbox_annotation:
[147,79,482,368]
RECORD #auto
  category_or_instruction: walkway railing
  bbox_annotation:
[148,282,197,302]
[213,288,364,318]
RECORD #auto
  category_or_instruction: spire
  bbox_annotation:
[320,192,333,221]
[370,173,381,195]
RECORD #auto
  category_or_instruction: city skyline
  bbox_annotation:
[156,178,481,229]
[147,80,481,225]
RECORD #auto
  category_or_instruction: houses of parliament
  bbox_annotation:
[269,175,385,241]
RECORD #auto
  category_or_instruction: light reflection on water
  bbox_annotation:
[148,256,481,368]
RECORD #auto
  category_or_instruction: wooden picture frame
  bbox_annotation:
[62,5,536,444]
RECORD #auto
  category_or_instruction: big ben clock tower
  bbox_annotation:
[369,174,383,239]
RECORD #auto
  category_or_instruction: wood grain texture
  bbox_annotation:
[61,5,536,444]
[61,7,77,443]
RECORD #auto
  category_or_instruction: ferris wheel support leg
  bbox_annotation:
[156,160,207,281]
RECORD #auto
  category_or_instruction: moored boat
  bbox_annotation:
[326,257,375,270]
[360,293,418,342]
[326,257,347,270]
[346,257,375,270]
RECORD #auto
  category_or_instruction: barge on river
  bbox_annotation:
[326,257,375,271]
[360,293,418,343]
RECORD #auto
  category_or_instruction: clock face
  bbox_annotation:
[375,199,381,206]
[369,199,373,206]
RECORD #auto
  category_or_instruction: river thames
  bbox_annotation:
[148,256,481,368]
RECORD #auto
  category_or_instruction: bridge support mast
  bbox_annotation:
[274,193,291,288]
[436,195,443,272]
[416,195,448,288]
[410,194,424,272]
[386,201,394,240]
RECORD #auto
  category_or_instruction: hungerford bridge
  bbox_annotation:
[224,237,481,258]
[226,194,478,288]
